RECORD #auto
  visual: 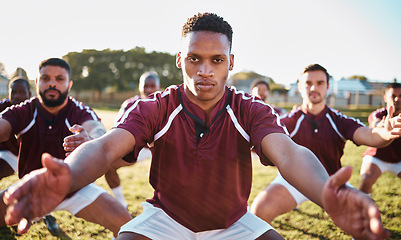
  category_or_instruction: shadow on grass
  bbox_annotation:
[0,225,72,240]
[388,229,401,240]
[276,221,329,240]
[0,226,18,240]
[292,208,328,220]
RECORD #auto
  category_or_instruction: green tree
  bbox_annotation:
[63,48,182,99]
[347,75,368,81]
[0,62,6,77]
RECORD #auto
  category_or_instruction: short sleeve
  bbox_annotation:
[250,103,288,166]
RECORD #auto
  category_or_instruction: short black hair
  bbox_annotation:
[39,58,71,76]
[385,82,401,93]
[250,78,270,91]
[302,64,330,83]
[182,12,233,50]
[9,76,30,90]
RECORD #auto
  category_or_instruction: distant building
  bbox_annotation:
[0,73,9,96]
[287,78,389,107]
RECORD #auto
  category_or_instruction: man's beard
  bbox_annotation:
[39,87,69,107]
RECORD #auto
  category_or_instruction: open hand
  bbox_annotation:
[322,167,390,239]
[3,153,71,234]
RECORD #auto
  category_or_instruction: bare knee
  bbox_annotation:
[75,193,131,236]
[117,232,152,240]
[251,184,296,223]
[256,229,285,240]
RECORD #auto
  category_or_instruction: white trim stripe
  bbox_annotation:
[290,114,304,138]
[326,113,346,141]
[226,105,250,142]
[153,104,183,142]
[65,118,71,129]
[114,97,157,127]
[17,108,37,137]
[231,86,288,135]
[71,98,99,121]
[113,89,170,128]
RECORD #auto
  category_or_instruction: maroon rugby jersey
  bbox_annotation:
[363,108,401,163]
[281,106,365,175]
[0,96,100,178]
[115,85,287,232]
[114,95,141,124]
[0,99,19,155]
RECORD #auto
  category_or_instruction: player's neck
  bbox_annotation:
[41,100,68,115]
[302,101,326,116]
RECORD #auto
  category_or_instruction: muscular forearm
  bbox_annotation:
[65,139,113,192]
[262,133,329,207]
[277,145,328,207]
[354,127,393,148]
[65,128,135,193]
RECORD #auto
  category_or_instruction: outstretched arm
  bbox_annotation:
[3,128,135,233]
[261,133,328,206]
[354,105,401,147]
[261,133,390,239]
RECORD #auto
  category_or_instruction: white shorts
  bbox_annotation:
[271,172,354,206]
[119,202,274,240]
[54,183,106,215]
[137,148,152,162]
[0,150,18,172]
[361,155,401,175]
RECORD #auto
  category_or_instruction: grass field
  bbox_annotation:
[0,108,400,239]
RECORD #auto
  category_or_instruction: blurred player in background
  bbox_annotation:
[250,78,286,116]
[359,82,401,195]
[251,64,401,228]
[0,76,31,180]
[105,71,160,208]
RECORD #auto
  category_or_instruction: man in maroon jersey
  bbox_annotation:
[104,71,160,208]
[0,58,131,238]
[250,78,286,116]
[359,82,401,194]
[0,77,31,180]
[251,64,401,228]
[3,14,396,240]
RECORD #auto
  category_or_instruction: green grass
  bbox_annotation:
[1,108,400,239]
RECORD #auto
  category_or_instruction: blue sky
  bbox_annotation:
[1,0,400,86]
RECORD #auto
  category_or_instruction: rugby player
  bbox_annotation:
[251,64,401,230]
[250,78,286,116]
[3,14,394,240]
[0,77,31,180]
[0,58,131,238]
[104,71,160,208]
[359,82,401,194]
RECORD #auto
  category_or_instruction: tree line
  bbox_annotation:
[63,47,183,95]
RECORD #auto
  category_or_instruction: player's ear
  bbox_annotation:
[229,54,234,71]
[68,80,73,91]
[176,52,182,69]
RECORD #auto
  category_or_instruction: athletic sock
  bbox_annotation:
[111,185,128,208]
